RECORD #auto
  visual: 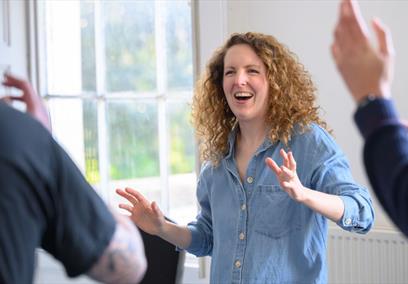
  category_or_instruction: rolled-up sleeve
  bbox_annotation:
[338,192,374,233]
[308,127,374,234]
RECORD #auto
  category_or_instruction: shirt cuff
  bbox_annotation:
[354,98,400,139]
[337,195,372,233]
[184,224,205,254]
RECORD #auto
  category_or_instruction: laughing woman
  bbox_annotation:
[117,32,374,284]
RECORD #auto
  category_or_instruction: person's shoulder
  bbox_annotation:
[197,160,221,182]
[0,103,54,161]
[198,161,213,176]
[292,123,330,138]
[292,123,339,149]
[0,102,49,138]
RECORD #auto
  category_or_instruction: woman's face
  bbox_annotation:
[222,44,270,125]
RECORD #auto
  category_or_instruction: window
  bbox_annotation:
[40,0,197,225]
[37,1,213,282]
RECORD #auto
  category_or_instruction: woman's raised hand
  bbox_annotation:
[116,187,166,236]
[265,149,306,202]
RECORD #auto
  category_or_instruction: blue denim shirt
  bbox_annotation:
[186,124,374,284]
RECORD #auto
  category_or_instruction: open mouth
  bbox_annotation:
[234,92,253,101]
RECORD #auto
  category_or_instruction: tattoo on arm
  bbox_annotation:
[88,216,147,284]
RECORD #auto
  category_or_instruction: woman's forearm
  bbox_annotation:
[301,187,345,222]
[158,221,192,249]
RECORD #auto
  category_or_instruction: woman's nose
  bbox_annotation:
[235,71,248,86]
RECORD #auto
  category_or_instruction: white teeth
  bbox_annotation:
[234,92,253,98]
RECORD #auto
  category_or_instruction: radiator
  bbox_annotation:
[327,228,408,284]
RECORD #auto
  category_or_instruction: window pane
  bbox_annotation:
[83,99,99,185]
[45,1,82,95]
[107,100,161,207]
[80,1,96,92]
[46,1,96,95]
[48,98,86,171]
[167,101,197,224]
[48,98,100,185]
[166,1,193,91]
[104,1,156,93]
[107,100,159,179]
[168,102,195,174]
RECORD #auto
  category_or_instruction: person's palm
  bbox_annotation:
[2,73,51,130]
[331,0,394,102]
[116,187,165,235]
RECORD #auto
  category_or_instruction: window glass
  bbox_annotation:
[107,100,159,179]
[104,1,156,93]
[168,101,196,224]
[83,99,99,184]
[165,1,193,91]
[80,1,96,92]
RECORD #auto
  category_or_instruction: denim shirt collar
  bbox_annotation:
[225,126,275,161]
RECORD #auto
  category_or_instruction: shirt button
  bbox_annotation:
[345,218,352,225]
[246,176,254,184]
[235,260,241,268]
[239,232,245,240]
[241,204,246,210]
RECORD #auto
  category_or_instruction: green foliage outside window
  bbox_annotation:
[169,104,195,174]
[104,1,156,92]
[108,102,159,179]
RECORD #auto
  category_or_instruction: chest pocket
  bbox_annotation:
[253,185,302,239]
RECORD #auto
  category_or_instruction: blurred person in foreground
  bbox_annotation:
[332,0,408,236]
[0,73,147,283]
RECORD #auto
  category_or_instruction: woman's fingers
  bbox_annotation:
[267,149,298,188]
[116,188,139,205]
[125,187,150,205]
[118,203,134,213]
[265,157,282,176]
[287,151,297,171]
[279,149,290,168]
[280,166,294,180]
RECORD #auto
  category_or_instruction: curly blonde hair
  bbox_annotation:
[191,32,328,165]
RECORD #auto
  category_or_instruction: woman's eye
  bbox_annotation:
[224,70,234,76]
[248,69,259,74]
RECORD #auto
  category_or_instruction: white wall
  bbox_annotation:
[197,0,408,231]
[0,0,28,83]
